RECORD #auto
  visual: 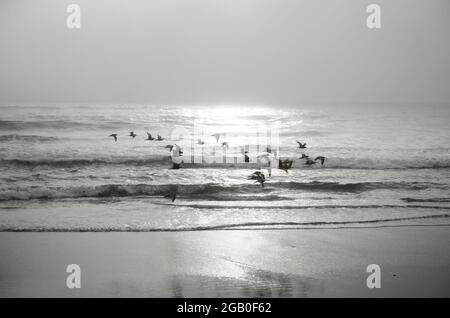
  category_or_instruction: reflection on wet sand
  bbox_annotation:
[1,228,450,297]
[168,270,324,298]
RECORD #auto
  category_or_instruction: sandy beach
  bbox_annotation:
[1,226,449,297]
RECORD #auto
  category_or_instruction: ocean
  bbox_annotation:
[0,104,449,231]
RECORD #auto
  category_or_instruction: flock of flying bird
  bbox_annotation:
[109,131,165,142]
[108,131,326,199]
[247,140,326,187]
[108,131,230,152]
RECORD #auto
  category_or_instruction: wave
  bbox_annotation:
[269,181,446,192]
[164,203,450,210]
[187,194,290,201]
[1,155,450,169]
[181,155,450,170]
[402,197,450,203]
[0,120,132,131]
[0,181,447,202]
[0,120,91,130]
[1,157,171,168]
[317,158,450,170]
[1,214,449,232]
[0,134,59,142]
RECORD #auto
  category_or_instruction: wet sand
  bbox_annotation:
[0,226,449,297]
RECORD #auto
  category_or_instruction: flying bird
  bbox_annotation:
[221,142,229,149]
[146,132,155,140]
[165,144,183,155]
[197,139,205,145]
[211,133,221,143]
[157,134,164,141]
[315,156,326,166]
[279,159,293,173]
[109,134,118,142]
[304,158,317,166]
[299,154,309,159]
[248,171,264,179]
[296,141,307,148]
[248,171,266,187]
[129,131,137,139]
[164,191,177,202]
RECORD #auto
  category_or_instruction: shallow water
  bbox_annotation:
[0,104,449,231]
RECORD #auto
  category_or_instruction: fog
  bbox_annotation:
[1,0,449,106]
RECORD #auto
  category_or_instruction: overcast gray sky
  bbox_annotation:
[0,0,449,106]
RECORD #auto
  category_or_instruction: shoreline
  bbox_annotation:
[1,223,450,232]
[1,226,449,297]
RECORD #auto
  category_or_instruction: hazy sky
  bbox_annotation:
[0,0,449,106]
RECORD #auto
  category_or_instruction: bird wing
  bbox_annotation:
[211,133,220,142]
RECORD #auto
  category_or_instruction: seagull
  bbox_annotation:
[248,171,264,179]
[146,132,155,140]
[222,142,229,149]
[315,156,326,166]
[296,141,307,148]
[157,134,164,141]
[299,154,309,159]
[164,192,177,202]
[248,171,266,187]
[244,151,250,163]
[109,134,118,142]
[197,139,205,145]
[165,144,174,151]
[211,133,221,143]
[129,131,137,139]
[279,159,293,173]
[304,158,317,166]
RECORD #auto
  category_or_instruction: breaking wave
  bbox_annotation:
[1,157,171,168]
[0,157,450,170]
[2,155,449,169]
[0,181,447,202]
[401,197,450,203]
